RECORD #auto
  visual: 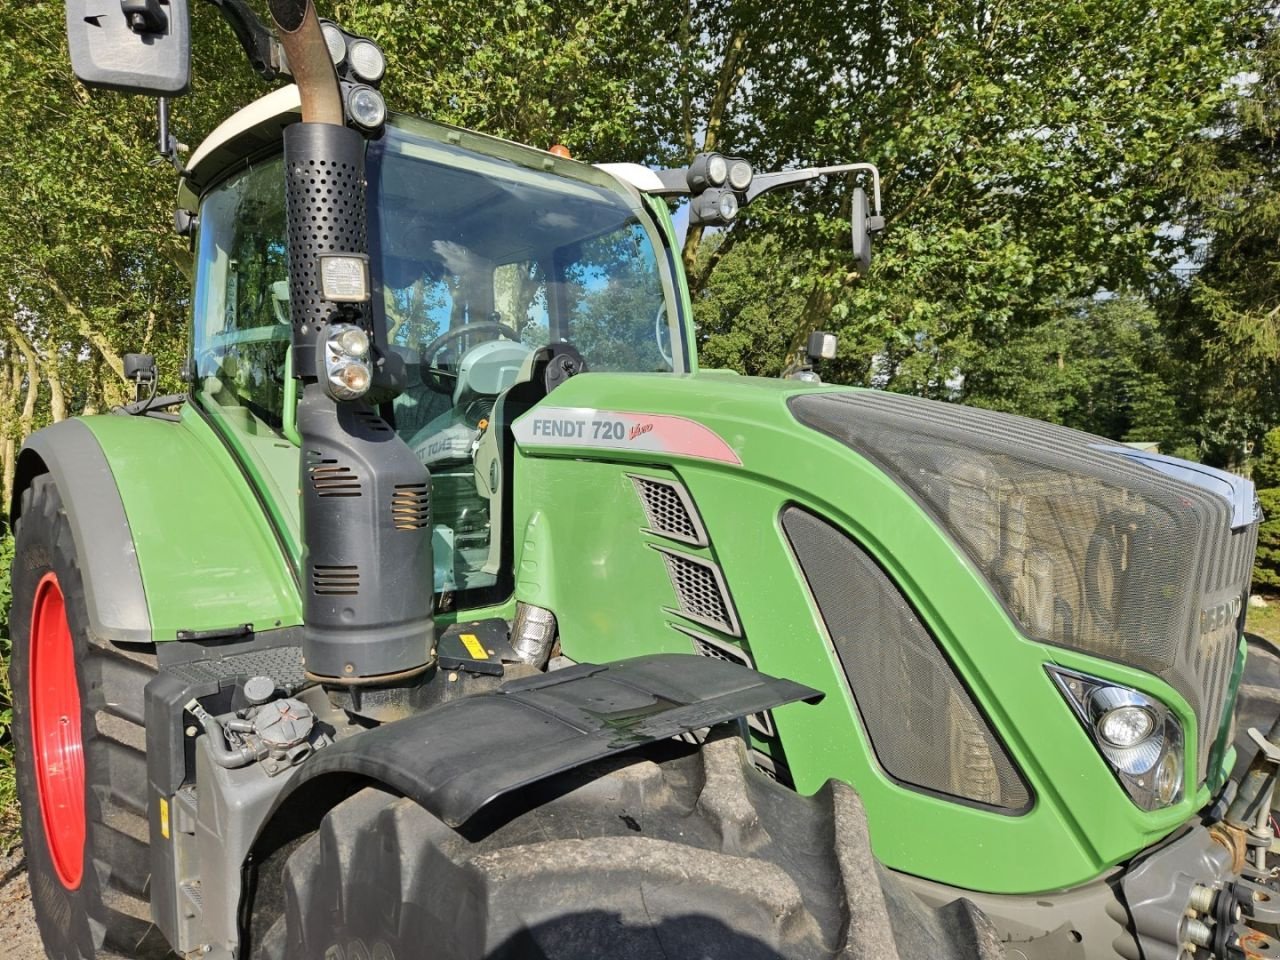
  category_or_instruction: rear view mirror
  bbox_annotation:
[66,0,191,96]
[851,187,874,273]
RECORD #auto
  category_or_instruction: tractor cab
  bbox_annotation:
[182,91,689,599]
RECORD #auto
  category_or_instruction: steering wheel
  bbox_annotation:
[419,321,522,394]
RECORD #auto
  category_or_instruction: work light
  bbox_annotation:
[687,153,729,192]
[318,254,370,303]
[320,21,347,66]
[348,39,386,84]
[689,188,738,226]
[345,84,386,132]
[1047,666,1184,811]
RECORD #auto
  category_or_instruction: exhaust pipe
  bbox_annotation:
[267,0,342,124]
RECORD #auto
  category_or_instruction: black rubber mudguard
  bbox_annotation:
[295,653,822,827]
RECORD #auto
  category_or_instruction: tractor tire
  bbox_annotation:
[252,734,1004,960]
[9,474,171,960]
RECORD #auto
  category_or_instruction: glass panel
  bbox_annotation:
[371,121,683,599]
[192,157,290,429]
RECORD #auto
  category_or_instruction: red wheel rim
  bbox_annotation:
[29,572,85,890]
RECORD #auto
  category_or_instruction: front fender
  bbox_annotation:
[12,408,301,644]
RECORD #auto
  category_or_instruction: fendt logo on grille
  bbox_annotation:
[1200,595,1243,638]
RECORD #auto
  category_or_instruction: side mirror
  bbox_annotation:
[851,186,884,273]
[65,0,191,96]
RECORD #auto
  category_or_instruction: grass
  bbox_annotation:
[1248,596,1280,646]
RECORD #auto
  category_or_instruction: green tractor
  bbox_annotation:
[10,2,1280,959]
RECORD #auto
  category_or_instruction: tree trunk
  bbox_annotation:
[45,358,67,422]
[680,26,749,294]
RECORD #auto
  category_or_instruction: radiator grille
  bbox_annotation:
[656,547,741,636]
[674,625,775,737]
[630,475,708,546]
[791,390,1256,781]
[783,506,1030,810]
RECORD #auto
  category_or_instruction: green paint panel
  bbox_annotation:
[81,410,302,640]
[506,370,1212,894]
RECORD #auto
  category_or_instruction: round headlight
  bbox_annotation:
[717,190,739,221]
[728,159,753,191]
[346,85,386,131]
[707,154,728,187]
[1098,705,1155,748]
[336,326,370,359]
[321,21,347,66]
[348,39,386,84]
[1155,751,1182,805]
[329,361,371,399]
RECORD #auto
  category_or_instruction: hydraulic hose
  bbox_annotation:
[267,0,343,125]
[185,698,258,769]
[1226,712,1280,829]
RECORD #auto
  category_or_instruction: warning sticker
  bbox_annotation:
[513,407,741,465]
[459,633,489,660]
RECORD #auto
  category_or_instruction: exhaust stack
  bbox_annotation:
[269,0,436,685]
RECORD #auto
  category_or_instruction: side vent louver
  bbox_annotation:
[675,625,775,737]
[354,409,395,435]
[391,483,430,531]
[307,450,362,498]
[629,475,708,547]
[656,546,741,637]
[313,564,359,596]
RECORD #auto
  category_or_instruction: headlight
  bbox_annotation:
[1048,666,1184,811]
[345,84,386,132]
[323,323,373,401]
[727,157,753,192]
[689,188,738,226]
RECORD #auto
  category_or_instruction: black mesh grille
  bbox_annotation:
[656,547,741,636]
[791,391,1256,780]
[630,475,707,546]
[783,506,1031,810]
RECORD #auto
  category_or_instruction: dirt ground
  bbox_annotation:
[0,846,129,960]
[0,845,51,960]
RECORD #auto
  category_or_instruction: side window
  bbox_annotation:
[192,157,290,428]
[561,223,671,372]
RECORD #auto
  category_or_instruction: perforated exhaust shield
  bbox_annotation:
[790,391,1259,782]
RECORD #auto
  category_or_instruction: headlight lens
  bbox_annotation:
[1048,666,1184,811]
[707,154,728,186]
[348,39,386,84]
[1098,705,1155,748]
[727,158,753,191]
[345,84,386,131]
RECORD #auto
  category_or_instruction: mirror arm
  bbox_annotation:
[202,0,284,81]
[648,167,694,197]
[746,163,883,220]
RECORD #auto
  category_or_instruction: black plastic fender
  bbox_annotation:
[11,419,152,645]
[288,653,823,827]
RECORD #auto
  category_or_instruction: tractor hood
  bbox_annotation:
[788,389,1259,785]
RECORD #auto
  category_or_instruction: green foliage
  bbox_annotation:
[1255,488,1280,593]
[1254,429,1280,489]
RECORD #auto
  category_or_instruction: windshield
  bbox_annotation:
[189,115,687,609]
[369,117,685,602]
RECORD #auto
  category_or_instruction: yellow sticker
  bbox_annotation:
[459,633,489,660]
[159,797,170,840]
